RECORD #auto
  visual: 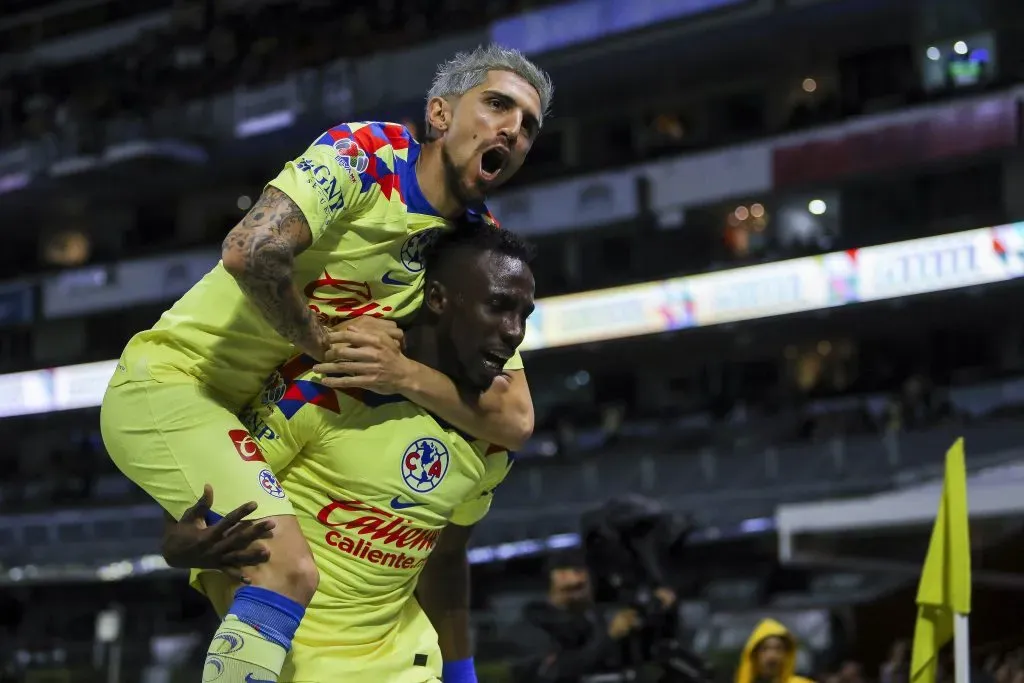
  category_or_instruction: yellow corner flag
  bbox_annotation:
[910,437,971,683]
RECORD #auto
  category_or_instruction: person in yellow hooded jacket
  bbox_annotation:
[736,618,816,683]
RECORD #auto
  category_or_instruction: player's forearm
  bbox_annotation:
[232,263,327,360]
[222,186,327,360]
[398,363,534,451]
[418,548,473,661]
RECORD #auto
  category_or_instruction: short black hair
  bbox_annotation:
[545,548,588,573]
[423,216,536,279]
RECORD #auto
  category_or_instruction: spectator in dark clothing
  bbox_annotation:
[513,550,641,683]
[879,641,909,683]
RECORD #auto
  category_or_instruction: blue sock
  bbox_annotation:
[228,586,305,650]
[203,586,305,682]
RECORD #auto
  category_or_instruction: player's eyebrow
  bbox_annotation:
[491,287,535,316]
[483,89,541,134]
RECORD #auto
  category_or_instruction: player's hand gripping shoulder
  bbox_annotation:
[161,485,274,583]
[316,317,410,394]
[222,186,330,360]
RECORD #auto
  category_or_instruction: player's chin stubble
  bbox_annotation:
[441,145,482,205]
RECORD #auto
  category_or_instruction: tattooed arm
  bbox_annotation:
[221,186,329,360]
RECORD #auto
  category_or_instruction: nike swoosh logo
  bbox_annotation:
[390,496,425,510]
[245,674,275,683]
[382,271,411,287]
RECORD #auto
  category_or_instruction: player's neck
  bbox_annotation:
[416,140,464,219]
[401,326,441,374]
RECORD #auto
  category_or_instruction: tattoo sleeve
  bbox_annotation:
[221,186,327,360]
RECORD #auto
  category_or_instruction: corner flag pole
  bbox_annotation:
[954,614,970,683]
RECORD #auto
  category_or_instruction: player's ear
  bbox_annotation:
[426,96,452,134]
[424,280,447,316]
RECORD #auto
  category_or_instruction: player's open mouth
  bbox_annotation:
[481,350,511,372]
[479,146,509,182]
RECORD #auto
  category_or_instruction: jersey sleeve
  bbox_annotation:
[449,444,515,527]
[266,124,387,240]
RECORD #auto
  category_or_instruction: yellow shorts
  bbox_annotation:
[199,572,442,683]
[287,598,442,683]
[100,377,295,521]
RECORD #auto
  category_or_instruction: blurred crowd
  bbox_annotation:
[725,628,1024,683]
[0,339,1004,516]
[824,639,1024,683]
[504,552,1024,683]
[0,0,554,147]
[541,330,1001,465]
[983,647,1024,683]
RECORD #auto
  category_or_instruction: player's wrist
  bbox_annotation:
[393,354,426,397]
[441,657,476,682]
[302,318,331,362]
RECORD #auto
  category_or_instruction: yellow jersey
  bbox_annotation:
[237,355,514,681]
[112,122,520,409]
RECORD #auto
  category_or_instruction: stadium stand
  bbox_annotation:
[2,0,1024,681]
